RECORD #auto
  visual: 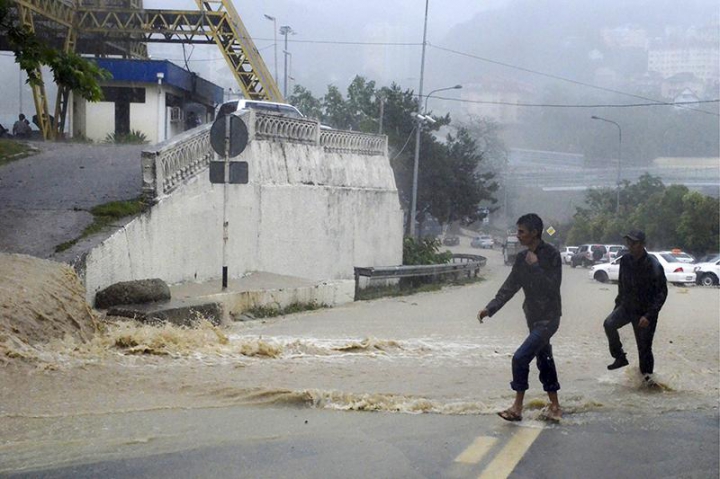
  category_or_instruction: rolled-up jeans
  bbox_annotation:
[510,317,561,392]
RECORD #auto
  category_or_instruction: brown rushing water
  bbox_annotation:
[1,249,718,472]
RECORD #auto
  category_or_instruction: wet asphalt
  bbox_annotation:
[0,142,143,258]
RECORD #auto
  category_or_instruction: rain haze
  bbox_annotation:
[0,0,718,477]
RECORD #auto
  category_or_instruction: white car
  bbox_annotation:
[475,234,494,249]
[216,99,333,129]
[605,244,624,261]
[560,246,578,265]
[217,99,305,119]
[589,257,621,283]
[649,252,696,284]
[589,252,696,285]
[694,258,720,286]
[658,250,695,264]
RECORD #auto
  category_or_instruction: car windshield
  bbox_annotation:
[660,253,682,263]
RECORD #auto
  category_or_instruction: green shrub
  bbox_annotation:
[104,130,148,144]
[402,236,453,265]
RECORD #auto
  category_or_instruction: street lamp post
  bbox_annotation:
[424,84,462,113]
[279,25,295,99]
[263,14,278,87]
[591,115,622,215]
[407,83,463,236]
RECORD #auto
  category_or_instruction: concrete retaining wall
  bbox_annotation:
[80,138,403,303]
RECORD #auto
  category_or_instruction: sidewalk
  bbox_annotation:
[0,141,144,259]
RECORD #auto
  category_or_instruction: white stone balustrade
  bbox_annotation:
[142,112,389,200]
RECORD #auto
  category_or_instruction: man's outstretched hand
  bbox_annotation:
[477,309,489,324]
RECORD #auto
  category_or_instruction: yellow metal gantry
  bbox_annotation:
[5,0,283,139]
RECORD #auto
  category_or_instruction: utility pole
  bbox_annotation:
[409,0,430,238]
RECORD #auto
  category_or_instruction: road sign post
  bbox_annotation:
[209,113,250,290]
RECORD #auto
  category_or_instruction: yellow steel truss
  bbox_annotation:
[16,2,54,139]
[7,0,282,139]
[195,0,282,102]
[74,2,282,101]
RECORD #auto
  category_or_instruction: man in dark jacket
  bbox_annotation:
[604,229,668,384]
[478,213,562,422]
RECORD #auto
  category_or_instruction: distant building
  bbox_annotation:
[72,59,224,143]
[647,39,719,84]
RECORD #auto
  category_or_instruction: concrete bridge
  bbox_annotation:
[73,112,403,304]
[507,166,720,195]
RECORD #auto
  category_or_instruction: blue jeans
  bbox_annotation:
[511,318,561,392]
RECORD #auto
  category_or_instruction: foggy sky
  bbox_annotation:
[0,0,717,126]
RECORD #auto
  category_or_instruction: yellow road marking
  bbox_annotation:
[478,427,543,479]
[454,436,498,464]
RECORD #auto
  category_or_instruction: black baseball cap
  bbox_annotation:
[623,229,646,243]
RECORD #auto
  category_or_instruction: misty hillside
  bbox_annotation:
[438,0,718,89]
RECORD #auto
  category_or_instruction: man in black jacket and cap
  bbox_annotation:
[603,229,668,385]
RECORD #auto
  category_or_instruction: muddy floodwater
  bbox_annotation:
[1,249,718,471]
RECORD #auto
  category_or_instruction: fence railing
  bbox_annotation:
[320,129,387,156]
[142,112,389,201]
[353,254,487,300]
[142,123,214,200]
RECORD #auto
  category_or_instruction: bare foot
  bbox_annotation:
[541,405,562,423]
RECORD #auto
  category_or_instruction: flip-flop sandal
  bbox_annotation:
[497,409,522,422]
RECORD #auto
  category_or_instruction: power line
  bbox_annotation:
[254,37,422,46]
[426,95,720,109]
[429,44,719,117]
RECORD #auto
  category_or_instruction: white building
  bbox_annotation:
[72,59,224,143]
[648,40,719,84]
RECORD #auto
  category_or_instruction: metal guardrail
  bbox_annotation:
[353,254,487,300]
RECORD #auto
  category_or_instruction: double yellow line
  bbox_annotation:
[454,426,543,479]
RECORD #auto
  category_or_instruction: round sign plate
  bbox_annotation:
[210,114,249,158]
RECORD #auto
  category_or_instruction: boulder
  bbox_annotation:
[95,278,171,309]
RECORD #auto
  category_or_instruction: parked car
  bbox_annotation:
[589,257,621,283]
[605,244,624,261]
[571,244,607,268]
[218,99,305,119]
[649,252,696,285]
[560,246,578,264]
[471,234,494,249]
[589,252,696,285]
[694,258,720,286]
[443,235,460,246]
[695,253,720,264]
[659,249,695,264]
[218,99,334,130]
